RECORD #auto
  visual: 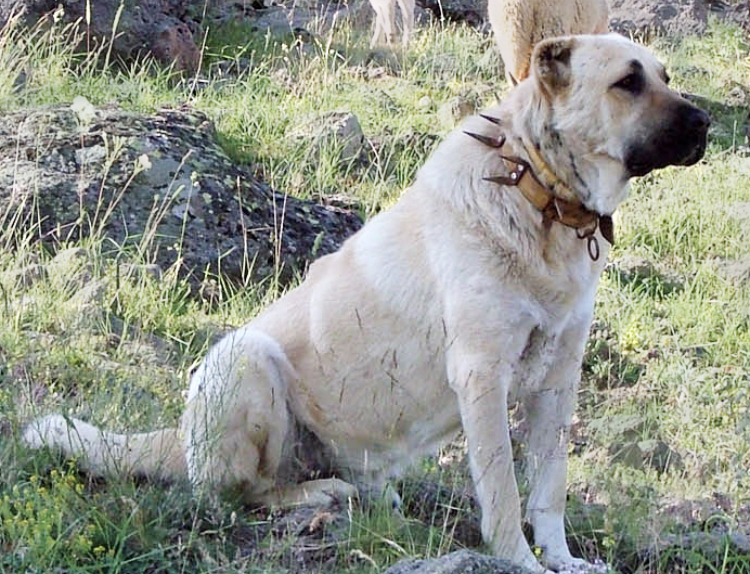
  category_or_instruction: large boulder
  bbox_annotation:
[0,102,363,290]
[382,550,535,574]
[417,0,488,29]
[0,0,205,71]
[722,1,750,34]
[608,0,709,37]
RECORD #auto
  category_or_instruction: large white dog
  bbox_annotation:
[24,35,708,573]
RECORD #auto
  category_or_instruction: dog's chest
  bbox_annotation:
[509,325,559,398]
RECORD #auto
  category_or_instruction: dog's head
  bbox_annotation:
[529,34,708,195]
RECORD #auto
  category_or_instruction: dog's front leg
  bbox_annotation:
[523,320,604,572]
[524,384,578,570]
[447,349,546,574]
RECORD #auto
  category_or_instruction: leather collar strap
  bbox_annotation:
[465,127,614,261]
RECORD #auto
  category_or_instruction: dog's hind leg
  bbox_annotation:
[182,328,296,505]
[368,0,383,47]
[183,327,359,509]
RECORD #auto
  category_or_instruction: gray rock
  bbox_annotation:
[608,430,684,473]
[5,263,47,289]
[609,254,685,294]
[590,412,647,442]
[418,0,488,29]
[252,5,320,37]
[0,0,202,71]
[47,247,93,291]
[383,550,536,574]
[609,0,709,38]
[717,255,750,286]
[639,438,683,473]
[609,440,646,470]
[611,254,658,281]
[651,531,750,561]
[437,95,478,128]
[48,247,89,272]
[288,111,366,164]
[117,263,163,281]
[0,105,363,291]
[65,278,108,309]
[62,278,109,330]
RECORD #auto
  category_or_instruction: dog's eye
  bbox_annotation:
[613,73,644,95]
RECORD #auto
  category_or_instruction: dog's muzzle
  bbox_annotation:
[625,101,710,177]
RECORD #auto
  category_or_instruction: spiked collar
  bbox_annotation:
[466,117,614,261]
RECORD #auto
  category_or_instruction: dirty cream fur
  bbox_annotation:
[489,0,609,83]
[368,0,415,47]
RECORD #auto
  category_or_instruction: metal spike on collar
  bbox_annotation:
[479,114,503,125]
[484,174,519,186]
[483,155,528,187]
[464,131,506,148]
[599,215,615,245]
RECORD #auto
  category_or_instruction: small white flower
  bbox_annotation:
[135,154,152,172]
[71,95,96,125]
[53,5,65,23]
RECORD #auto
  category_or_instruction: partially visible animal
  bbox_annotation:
[368,0,415,47]
[23,34,708,574]
[489,0,609,84]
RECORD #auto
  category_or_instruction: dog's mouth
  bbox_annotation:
[674,137,707,167]
[625,104,710,178]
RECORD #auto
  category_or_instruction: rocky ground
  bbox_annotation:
[0,104,363,295]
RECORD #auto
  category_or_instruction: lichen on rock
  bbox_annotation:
[0,104,363,291]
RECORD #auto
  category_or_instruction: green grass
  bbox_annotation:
[1,8,750,574]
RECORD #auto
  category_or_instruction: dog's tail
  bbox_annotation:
[22,414,186,480]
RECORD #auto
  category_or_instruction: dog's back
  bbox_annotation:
[488,0,609,83]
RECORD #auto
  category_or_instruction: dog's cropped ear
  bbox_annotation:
[532,37,577,96]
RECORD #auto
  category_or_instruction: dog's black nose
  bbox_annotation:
[685,106,710,132]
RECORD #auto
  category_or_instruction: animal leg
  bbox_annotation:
[182,328,293,505]
[256,478,358,508]
[396,0,415,46]
[523,320,605,572]
[369,0,385,47]
[371,0,395,46]
[523,386,580,571]
[447,348,546,573]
